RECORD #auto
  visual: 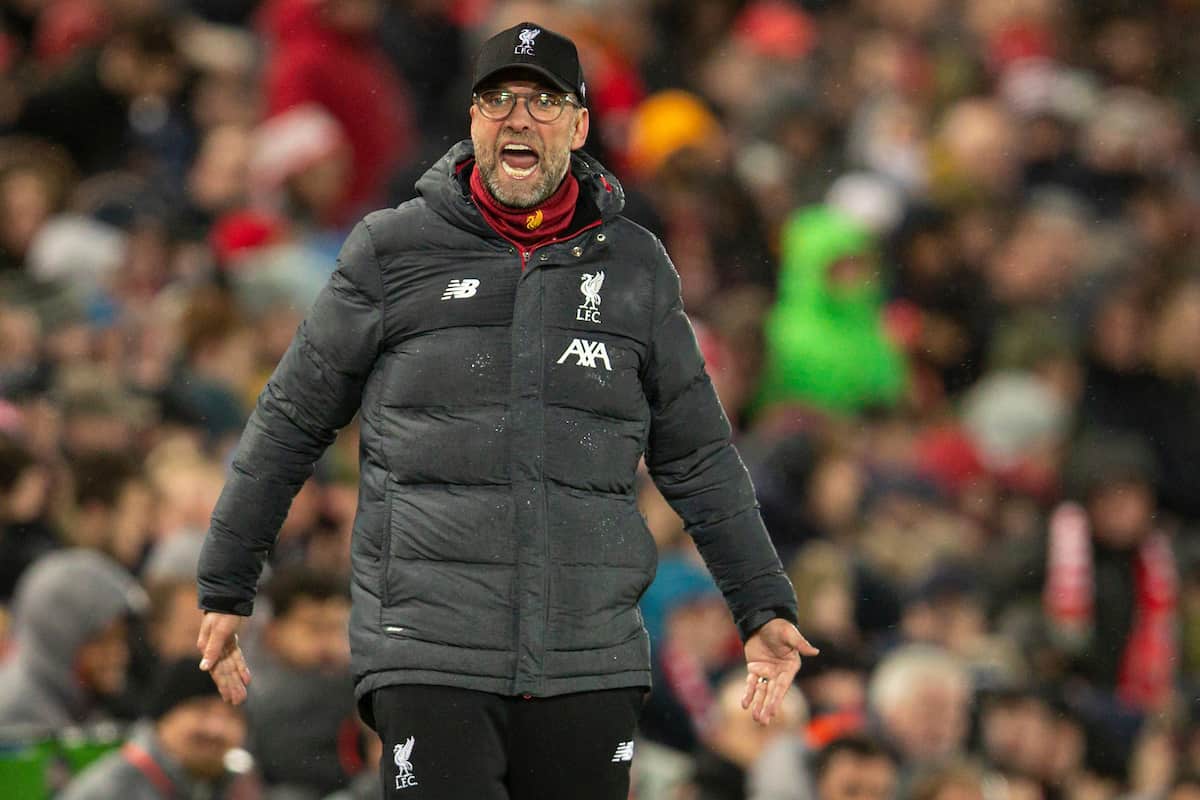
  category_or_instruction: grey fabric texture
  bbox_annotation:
[198,141,797,700]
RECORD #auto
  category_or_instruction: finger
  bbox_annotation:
[230,644,253,687]
[199,620,235,671]
[742,670,770,710]
[207,657,235,703]
[742,671,757,709]
[751,675,771,724]
[213,656,249,705]
[217,675,245,705]
[755,681,772,724]
[196,613,213,655]
[792,630,820,657]
[199,634,228,672]
[761,677,788,725]
[198,654,221,696]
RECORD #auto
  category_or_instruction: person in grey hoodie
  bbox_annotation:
[0,548,146,734]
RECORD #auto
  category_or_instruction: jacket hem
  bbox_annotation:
[354,669,651,702]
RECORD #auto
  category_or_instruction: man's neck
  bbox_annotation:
[468,163,580,250]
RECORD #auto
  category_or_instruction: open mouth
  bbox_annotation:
[500,143,540,179]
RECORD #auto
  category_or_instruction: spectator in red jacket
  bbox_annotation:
[258,0,414,225]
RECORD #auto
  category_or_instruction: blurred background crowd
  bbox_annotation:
[2,0,1200,797]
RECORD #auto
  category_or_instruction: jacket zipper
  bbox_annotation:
[498,218,606,693]
[538,281,550,694]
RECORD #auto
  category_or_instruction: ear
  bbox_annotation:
[570,108,590,151]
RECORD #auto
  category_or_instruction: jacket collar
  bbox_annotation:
[416,140,626,240]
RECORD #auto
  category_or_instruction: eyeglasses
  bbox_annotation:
[473,89,580,123]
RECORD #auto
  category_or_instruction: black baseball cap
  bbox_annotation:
[472,21,586,105]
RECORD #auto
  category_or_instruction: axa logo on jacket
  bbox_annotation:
[558,338,611,370]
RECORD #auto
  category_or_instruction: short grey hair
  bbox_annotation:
[868,644,972,716]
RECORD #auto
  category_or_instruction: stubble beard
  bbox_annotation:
[476,141,571,209]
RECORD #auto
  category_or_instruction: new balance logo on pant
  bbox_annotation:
[611,741,634,762]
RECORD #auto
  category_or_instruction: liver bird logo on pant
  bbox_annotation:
[580,271,604,311]
[393,737,418,788]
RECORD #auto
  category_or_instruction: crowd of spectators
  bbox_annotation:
[2,0,1200,798]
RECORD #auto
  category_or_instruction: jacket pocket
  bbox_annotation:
[379,475,395,627]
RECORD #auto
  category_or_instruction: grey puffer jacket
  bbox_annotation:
[198,141,797,701]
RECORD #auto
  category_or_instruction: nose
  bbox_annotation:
[505,97,536,129]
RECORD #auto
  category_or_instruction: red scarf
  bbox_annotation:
[659,638,719,740]
[1044,502,1178,710]
[469,161,579,251]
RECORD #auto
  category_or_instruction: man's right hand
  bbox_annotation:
[197,611,252,705]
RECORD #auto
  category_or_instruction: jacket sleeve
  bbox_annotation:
[198,220,384,615]
[641,241,798,641]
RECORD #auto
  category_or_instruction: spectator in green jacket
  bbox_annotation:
[758,206,906,416]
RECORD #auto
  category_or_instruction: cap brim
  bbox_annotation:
[473,64,577,98]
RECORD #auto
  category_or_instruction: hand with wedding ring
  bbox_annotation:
[741,619,819,725]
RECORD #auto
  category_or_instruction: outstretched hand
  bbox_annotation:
[741,618,818,726]
[197,611,252,705]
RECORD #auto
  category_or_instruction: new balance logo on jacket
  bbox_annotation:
[441,278,479,299]
[557,338,611,370]
[611,741,634,762]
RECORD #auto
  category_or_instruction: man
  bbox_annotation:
[0,436,58,606]
[144,577,206,664]
[13,15,185,176]
[994,430,1178,713]
[68,451,154,570]
[60,658,253,799]
[809,735,899,800]
[867,645,972,775]
[196,21,813,800]
[687,671,806,800]
[246,565,358,796]
[0,548,145,731]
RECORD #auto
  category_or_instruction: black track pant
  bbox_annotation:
[370,684,645,800]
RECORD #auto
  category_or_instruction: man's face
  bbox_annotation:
[75,617,130,697]
[470,79,589,209]
[818,752,898,800]
[1089,480,1154,549]
[152,585,204,661]
[156,697,246,780]
[267,597,351,671]
[884,679,970,763]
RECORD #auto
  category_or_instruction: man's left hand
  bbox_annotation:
[741,619,819,726]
